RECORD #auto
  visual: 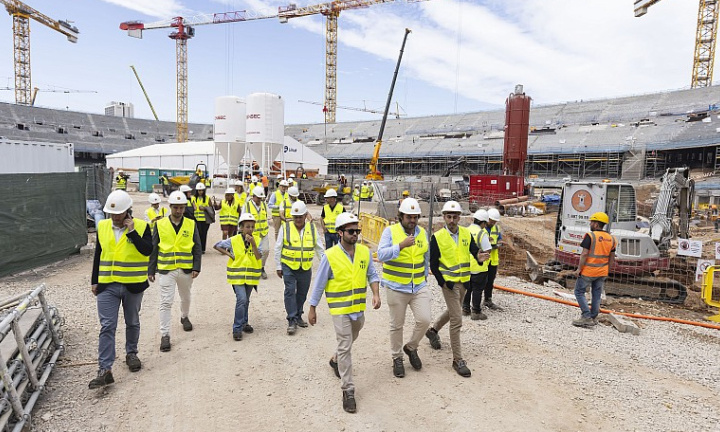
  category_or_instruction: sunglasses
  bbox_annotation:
[342,229,362,235]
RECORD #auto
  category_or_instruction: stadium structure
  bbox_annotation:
[2,86,720,180]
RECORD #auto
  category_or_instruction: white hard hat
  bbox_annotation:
[442,201,462,214]
[277,174,283,178]
[335,212,358,230]
[473,209,489,222]
[288,186,300,197]
[168,191,188,205]
[251,176,258,182]
[179,185,192,193]
[195,182,206,190]
[398,198,421,215]
[488,208,501,221]
[148,193,161,204]
[238,213,256,223]
[324,189,337,198]
[355,185,360,189]
[225,187,235,195]
[118,169,124,173]
[290,200,307,216]
[279,180,289,187]
[104,190,132,214]
[252,186,265,198]
[290,173,296,178]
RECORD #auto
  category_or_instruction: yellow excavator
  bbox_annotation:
[366,28,411,181]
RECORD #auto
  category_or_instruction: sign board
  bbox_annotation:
[715,242,720,260]
[678,239,703,258]
[696,259,715,282]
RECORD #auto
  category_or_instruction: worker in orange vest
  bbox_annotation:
[572,212,616,328]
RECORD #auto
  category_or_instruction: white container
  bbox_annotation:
[214,96,246,143]
[245,92,284,144]
[0,139,74,173]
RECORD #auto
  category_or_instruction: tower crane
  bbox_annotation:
[278,0,426,124]
[635,0,718,88]
[298,99,404,118]
[1,1,79,105]
[120,10,279,143]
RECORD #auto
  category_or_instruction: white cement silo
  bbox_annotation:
[213,96,247,181]
[245,92,285,176]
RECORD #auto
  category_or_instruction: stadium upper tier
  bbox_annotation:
[286,86,720,159]
[0,102,212,154]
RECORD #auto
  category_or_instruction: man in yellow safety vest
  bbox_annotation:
[321,188,344,248]
[308,212,381,414]
[89,190,153,389]
[145,193,167,233]
[149,191,202,353]
[244,186,270,279]
[462,209,493,321]
[269,180,290,240]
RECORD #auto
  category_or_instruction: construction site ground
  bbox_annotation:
[1,191,719,431]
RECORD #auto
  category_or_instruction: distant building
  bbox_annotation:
[105,101,134,118]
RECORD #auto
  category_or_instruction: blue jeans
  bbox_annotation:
[282,264,312,324]
[232,284,254,332]
[325,231,339,249]
[96,283,144,371]
[574,275,605,319]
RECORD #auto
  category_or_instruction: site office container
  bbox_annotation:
[469,174,524,205]
[1,139,74,173]
[138,167,159,193]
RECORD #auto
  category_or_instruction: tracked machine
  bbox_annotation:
[526,168,693,304]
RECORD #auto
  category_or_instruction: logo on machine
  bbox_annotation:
[215,115,226,120]
[247,114,261,119]
[571,190,593,212]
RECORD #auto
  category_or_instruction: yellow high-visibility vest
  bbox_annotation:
[382,223,427,286]
[360,185,370,199]
[272,190,288,217]
[116,176,127,190]
[468,224,490,274]
[488,224,500,266]
[281,221,316,271]
[226,234,262,286]
[244,200,268,237]
[282,197,295,219]
[156,217,195,271]
[145,206,167,231]
[322,203,345,234]
[434,227,472,283]
[325,243,370,315]
[97,218,149,284]
[219,199,240,226]
[234,191,247,209]
[192,195,210,222]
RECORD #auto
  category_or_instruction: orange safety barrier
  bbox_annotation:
[358,212,389,246]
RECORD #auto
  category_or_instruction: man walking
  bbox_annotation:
[149,191,202,352]
[275,200,325,335]
[308,213,381,413]
[376,198,430,378]
[89,191,152,389]
[244,186,270,279]
[484,208,507,311]
[425,201,489,377]
[463,209,493,320]
[159,172,170,197]
[321,188,344,248]
[269,180,290,240]
[572,212,616,328]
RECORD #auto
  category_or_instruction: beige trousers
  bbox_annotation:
[432,282,466,361]
[332,314,365,394]
[387,286,432,359]
[159,269,194,337]
[272,216,282,240]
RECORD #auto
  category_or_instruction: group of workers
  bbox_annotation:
[91,180,616,414]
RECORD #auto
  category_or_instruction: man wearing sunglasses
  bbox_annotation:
[308,212,381,414]
[376,197,430,379]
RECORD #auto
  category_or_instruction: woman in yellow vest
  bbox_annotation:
[484,208,507,311]
[149,191,202,353]
[145,193,167,232]
[274,200,325,335]
[244,186,270,279]
[89,190,152,389]
[462,209,493,321]
[307,212,381,414]
[191,182,212,253]
[214,213,262,341]
[572,212,616,328]
[213,187,241,240]
[426,201,489,378]
[321,188,344,248]
[231,180,247,208]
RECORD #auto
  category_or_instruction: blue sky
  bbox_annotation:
[0,0,701,125]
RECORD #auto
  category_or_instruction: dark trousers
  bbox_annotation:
[485,265,498,301]
[197,221,210,252]
[463,272,488,312]
[162,184,170,197]
[324,231,339,248]
[282,264,312,324]
[96,283,144,371]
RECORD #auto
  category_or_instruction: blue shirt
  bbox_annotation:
[486,224,503,241]
[309,243,381,321]
[376,224,429,294]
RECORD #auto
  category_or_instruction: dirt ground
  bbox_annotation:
[2,191,719,431]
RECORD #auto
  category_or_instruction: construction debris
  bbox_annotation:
[607,313,641,335]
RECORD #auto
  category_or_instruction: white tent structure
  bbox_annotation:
[105,138,328,175]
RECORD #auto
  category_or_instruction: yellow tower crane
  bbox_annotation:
[635,0,719,88]
[1,1,79,105]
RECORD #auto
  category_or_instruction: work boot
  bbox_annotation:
[342,391,357,414]
[485,300,503,311]
[425,327,441,350]
[261,270,268,280]
[125,353,141,372]
[452,359,472,378]
[243,323,254,334]
[287,321,298,335]
[462,306,471,316]
[233,331,243,341]
[296,316,309,328]
[572,317,595,328]
[329,358,340,379]
[393,357,405,378]
[403,344,422,370]
[88,369,114,389]
[160,335,171,352]
[471,310,487,321]
[181,316,193,332]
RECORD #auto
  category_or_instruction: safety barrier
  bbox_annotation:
[701,266,720,323]
[359,213,389,246]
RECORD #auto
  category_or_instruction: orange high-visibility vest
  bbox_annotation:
[581,231,616,277]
